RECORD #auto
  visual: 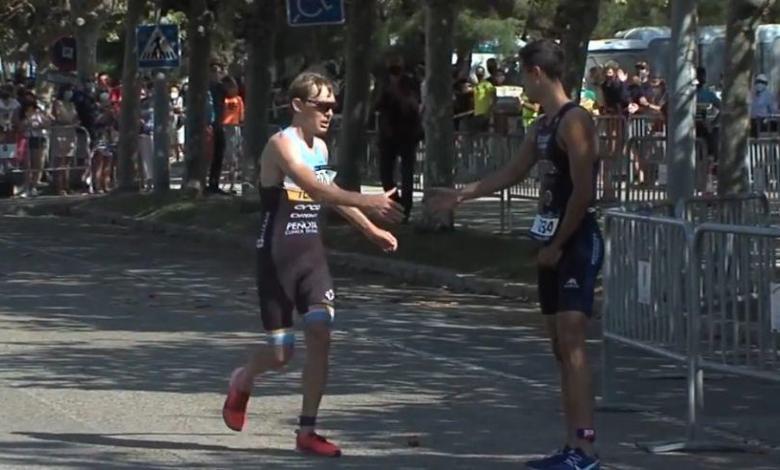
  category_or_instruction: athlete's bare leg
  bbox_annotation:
[556,311,595,455]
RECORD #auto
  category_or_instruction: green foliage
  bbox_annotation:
[454,8,522,54]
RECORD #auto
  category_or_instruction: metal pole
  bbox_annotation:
[668,0,697,210]
[153,71,170,192]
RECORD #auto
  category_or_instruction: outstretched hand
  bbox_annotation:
[369,228,398,253]
[426,188,462,212]
[368,188,405,224]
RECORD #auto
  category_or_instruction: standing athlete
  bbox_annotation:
[222,72,403,457]
[431,40,603,470]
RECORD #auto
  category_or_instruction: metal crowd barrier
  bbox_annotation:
[602,197,780,454]
[46,124,92,187]
[0,124,92,196]
[747,137,780,200]
[680,192,769,226]
[693,223,780,382]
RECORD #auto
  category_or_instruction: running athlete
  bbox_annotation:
[431,40,603,470]
[222,72,403,457]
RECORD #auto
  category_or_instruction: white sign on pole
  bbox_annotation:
[638,260,652,305]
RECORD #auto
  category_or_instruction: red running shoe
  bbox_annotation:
[222,367,250,432]
[296,430,342,457]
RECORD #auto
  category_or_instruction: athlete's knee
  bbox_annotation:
[556,327,587,362]
[267,329,295,368]
[303,306,334,347]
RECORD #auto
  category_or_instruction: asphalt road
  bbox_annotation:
[0,213,779,469]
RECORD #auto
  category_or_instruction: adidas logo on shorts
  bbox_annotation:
[564,278,580,289]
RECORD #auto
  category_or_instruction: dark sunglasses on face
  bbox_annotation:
[306,99,336,113]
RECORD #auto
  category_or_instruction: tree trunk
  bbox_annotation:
[552,0,601,100]
[243,0,279,199]
[116,0,145,192]
[335,0,376,192]
[718,0,776,195]
[70,1,106,82]
[667,0,698,204]
[75,18,101,82]
[183,0,213,194]
[420,0,455,231]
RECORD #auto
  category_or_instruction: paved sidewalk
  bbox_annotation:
[0,214,779,469]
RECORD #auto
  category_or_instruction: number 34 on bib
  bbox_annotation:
[529,214,559,241]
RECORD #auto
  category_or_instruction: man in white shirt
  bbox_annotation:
[0,85,21,132]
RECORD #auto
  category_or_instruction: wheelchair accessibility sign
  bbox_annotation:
[137,24,180,69]
[287,0,345,27]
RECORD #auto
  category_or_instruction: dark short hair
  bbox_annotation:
[520,39,564,80]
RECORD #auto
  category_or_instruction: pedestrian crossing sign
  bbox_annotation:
[137,24,180,69]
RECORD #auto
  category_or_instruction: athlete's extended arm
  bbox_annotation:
[429,127,537,210]
[272,136,403,223]
[547,108,598,251]
[332,204,398,252]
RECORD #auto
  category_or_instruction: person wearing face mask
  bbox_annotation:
[600,65,629,116]
[627,61,654,115]
[750,74,778,136]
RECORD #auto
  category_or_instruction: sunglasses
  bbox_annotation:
[306,99,336,113]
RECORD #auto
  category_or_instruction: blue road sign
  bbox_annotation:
[287,0,345,27]
[137,24,180,69]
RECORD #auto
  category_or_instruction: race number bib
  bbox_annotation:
[529,214,559,241]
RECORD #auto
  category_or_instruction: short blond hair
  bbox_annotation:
[288,72,334,102]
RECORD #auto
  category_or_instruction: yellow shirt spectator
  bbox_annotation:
[473,80,495,117]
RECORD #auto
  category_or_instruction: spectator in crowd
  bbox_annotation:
[601,64,629,115]
[138,87,155,191]
[695,75,719,159]
[207,62,227,194]
[51,84,80,195]
[0,84,20,132]
[221,76,245,194]
[471,65,495,132]
[486,58,500,86]
[97,71,111,94]
[627,61,654,114]
[374,56,422,223]
[91,89,118,193]
[453,78,474,131]
[17,94,52,197]
[750,73,778,135]
[170,83,185,162]
[108,77,122,113]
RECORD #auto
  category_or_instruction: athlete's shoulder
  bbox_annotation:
[267,130,297,152]
[560,105,595,131]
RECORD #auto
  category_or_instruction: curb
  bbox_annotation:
[56,205,537,302]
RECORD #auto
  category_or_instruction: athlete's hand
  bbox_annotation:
[426,188,463,212]
[369,228,398,253]
[538,245,563,268]
[367,188,404,224]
